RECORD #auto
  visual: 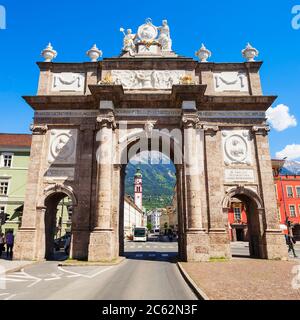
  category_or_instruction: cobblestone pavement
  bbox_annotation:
[181,259,300,300]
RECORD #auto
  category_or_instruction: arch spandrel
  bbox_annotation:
[222,186,264,210]
[38,184,78,208]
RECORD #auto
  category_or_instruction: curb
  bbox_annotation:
[177,262,210,300]
[4,261,38,274]
[58,256,126,267]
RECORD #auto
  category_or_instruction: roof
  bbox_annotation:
[0,134,32,148]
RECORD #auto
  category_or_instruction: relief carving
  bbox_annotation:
[109,70,186,90]
[222,130,252,165]
[48,129,78,164]
[52,72,85,92]
[214,71,249,92]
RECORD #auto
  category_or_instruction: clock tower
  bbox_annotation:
[134,167,143,210]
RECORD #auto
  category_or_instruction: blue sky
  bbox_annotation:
[0,0,299,159]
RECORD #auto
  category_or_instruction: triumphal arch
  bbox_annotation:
[15,19,287,261]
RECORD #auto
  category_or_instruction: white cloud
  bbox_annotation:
[266,104,297,132]
[276,144,300,160]
[130,151,171,164]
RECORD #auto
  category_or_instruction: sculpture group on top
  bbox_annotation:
[120,18,173,56]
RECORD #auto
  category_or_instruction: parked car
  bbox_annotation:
[54,233,71,251]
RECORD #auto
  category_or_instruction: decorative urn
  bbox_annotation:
[242,43,259,62]
[195,43,212,63]
[41,43,57,62]
[86,44,103,62]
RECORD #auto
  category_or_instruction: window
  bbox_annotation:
[296,186,300,198]
[234,207,241,221]
[287,186,294,198]
[1,153,13,168]
[0,181,9,195]
[289,205,296,218]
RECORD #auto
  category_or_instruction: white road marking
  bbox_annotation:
[149,254,156,257]
[161,254,169,257]
[58,266,114,279]
[135,254,143,257]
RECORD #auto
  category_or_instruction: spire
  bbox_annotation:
[135,167,142,178]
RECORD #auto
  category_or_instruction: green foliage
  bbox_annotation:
[125,163,176,210]
[147,223,153,230]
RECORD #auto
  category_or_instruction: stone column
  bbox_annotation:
[182,113,209,261]
[14,125,48,261]
[70,125,95,260]
[112,164,122,258]
[88,111,117,261]
[204,125,231,259]
[175,164,186,261]
[252,125,287,260]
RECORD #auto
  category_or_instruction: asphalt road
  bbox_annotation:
[2,241,298,300]
[0,241,196,300]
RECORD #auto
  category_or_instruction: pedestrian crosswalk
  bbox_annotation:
[125,243,177,249]
[125,252,177,259]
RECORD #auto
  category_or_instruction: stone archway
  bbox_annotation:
[116,127,186,259]
[37,184,77,260]
[223,186,266,258]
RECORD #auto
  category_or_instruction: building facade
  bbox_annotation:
[0,134,31,234]
[148,209,161,231]
[228,199,248,241]
[123,195,144,238]
[273,159,300,240]
[14,19,286,262]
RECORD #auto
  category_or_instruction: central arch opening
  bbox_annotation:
[119,148,183,262]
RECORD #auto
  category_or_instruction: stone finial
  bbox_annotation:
[86,44,103,62]
[195,43,212,63]
[242,43,259,62]
[41,43,57,62]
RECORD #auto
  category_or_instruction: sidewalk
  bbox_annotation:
[180,258,300,300]
[0,254,34,274]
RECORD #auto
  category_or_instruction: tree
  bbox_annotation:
[147,223,153,231]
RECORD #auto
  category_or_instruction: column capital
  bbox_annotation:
[181,113,200,128]
[30,124,48,135]
[96,111,116,129]
[252,125,270,135]
[203,124,219,135]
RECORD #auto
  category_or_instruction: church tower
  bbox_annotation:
[134,167,143,210]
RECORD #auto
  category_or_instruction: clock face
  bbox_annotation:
[138,21,158,42]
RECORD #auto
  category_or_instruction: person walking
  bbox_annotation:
[286,234,297,258]
[5,230,14,259]
[0,233,5,258]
